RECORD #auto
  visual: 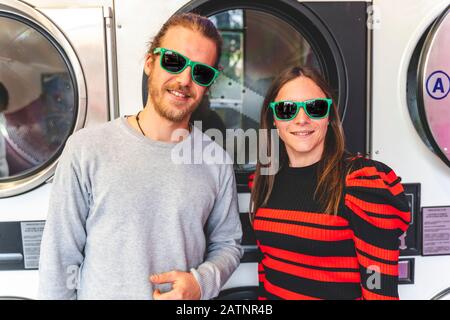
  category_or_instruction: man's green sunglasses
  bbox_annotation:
[269,98,332,121]
[153,47,220,87]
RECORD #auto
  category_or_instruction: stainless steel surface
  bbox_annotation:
[0,253,23,263]
[431,287,450,300]
[366,5,373,157]
[104,6,119,121]
[40,6,109,127]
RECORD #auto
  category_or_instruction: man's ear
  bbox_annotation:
[144,54,154,76]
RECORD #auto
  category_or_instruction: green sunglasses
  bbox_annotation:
[269,98,332,121]
[153,47,220,87]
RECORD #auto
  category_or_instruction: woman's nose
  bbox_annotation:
[293,108,310,124]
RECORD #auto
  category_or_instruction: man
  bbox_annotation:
[38,13,243,300]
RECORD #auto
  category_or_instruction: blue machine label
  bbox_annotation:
[426,70,450,100]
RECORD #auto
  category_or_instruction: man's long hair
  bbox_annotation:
[147,13,222,68]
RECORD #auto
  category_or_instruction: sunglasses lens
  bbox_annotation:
[305,99,329,118]
[193,64,215,86]
[274,102,298,120]
[161,51,186,73]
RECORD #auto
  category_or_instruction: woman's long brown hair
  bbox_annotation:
[250,66,353,221]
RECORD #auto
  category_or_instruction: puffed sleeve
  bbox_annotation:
[256,240,268,300]
[249,173,268,300]
[344,156,411,300]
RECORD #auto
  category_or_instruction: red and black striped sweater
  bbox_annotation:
[253,156,411,300]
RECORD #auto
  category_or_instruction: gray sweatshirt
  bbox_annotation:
[38,117,243,300]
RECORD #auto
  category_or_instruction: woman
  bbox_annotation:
[250,66,411,300]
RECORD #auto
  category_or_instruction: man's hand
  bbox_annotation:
[150,270,201,300]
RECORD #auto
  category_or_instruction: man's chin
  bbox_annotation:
[153,96,198,123]
[157,108,190,123]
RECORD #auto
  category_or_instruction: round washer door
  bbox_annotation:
[407,6,450,168]
[418,6,450,167]
[0,0,86,197]
[431,287,450,300]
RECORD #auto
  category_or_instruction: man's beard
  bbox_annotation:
[148,77,199,123]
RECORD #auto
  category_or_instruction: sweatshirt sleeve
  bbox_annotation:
[38,136,90,300]
[345,157,411,300]
[190,163,243,300]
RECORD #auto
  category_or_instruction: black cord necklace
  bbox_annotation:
[135,111,146,136]
[134,110,193,137]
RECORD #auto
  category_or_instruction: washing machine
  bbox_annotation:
[115,0,371,299]
[371,0,450,300]
[0,0,117,299]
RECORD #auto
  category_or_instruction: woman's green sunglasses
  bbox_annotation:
[269,98,332,121]
[153,47,220,87]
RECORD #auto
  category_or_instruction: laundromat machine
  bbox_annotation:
[1,0,449,300]
[371,0,450,300]
[0,0,116,299]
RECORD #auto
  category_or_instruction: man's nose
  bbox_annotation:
[175,67,192,86]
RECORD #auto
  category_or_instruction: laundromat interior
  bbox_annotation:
[0,0,449,300]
